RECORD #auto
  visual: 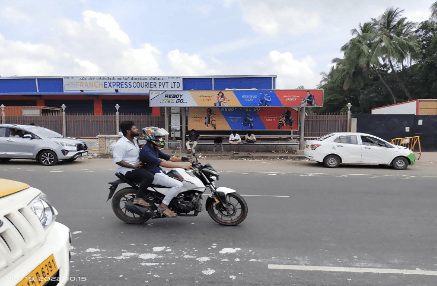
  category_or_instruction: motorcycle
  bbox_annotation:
[107,155,248,226]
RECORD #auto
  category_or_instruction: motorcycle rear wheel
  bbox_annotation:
[208,193,248,226]
[112,187,152,224]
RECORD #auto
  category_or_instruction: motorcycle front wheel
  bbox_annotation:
[208,193,248,226]
[112,187,152,224]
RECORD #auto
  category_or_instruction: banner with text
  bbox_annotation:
[150,89,323,107]
[64,76,183,93]
[188,107,298,131]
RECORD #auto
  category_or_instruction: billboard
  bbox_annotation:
[188,107,298,131]
[64,76,183,93]
[150,89,323,107]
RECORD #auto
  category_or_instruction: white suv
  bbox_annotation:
[0,178,70,286]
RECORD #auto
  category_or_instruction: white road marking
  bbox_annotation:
[25,170,34,172]
[50,171,64,173]
[201,194,289,198]
[241,195,289,198]
[268,264,437,276]
[348,174,367,176]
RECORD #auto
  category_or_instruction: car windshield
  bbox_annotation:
[25,126,63,138]
[317,133,335,141]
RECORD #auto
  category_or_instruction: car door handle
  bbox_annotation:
[364,147,371,149]
[336,145,344,147]
[7,139,15,142]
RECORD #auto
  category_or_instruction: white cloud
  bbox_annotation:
[82,10,130,45]
[238,0,320,36]
[167,49,217,76]
[197,5,214,17]
[0,10,164,76]
[254,50,319,89]
[405,10,431,23]
[1,7,31,23]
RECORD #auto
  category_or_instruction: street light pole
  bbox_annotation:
[347,103,352,132]
[61,104,66,137]
[0,104,5,124]
[115,104,120,135]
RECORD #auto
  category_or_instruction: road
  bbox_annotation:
[1,158,437,286]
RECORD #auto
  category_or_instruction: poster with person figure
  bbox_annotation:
[150,90,323,107]
[188,107,298,130]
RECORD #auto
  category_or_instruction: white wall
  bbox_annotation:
[371,101,417,114]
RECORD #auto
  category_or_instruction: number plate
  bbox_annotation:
[16,254,58,286]
[81,152,88,157]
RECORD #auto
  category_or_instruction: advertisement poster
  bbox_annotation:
[150,89,323,107]
[64,76,183,93]
[188,107,298,131]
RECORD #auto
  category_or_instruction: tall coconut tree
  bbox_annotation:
[341,22,398,104]
[431,2,437,20]
[371,7,421,100]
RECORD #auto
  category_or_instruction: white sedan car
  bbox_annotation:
[304,132,415,169]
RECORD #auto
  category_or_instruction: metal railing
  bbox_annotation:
[3,113,165,138]
[3,112,346,139]
[305,114,348,138]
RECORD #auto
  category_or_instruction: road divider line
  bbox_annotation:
[268,264,437,276]
[49,171,64,173]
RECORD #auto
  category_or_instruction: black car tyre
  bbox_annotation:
[38,150,58,166]
[324,155,340,168]
[392,157,408,170]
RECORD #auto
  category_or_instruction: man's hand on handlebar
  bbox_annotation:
[183,165,194,170]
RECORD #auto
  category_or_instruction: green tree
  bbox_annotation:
[371,7,421,100]
[431,2,437,20]
[341,22,398,104]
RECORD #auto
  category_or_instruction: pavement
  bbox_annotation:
[89,148,435,163]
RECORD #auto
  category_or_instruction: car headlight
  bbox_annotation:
[28,193,56,229]
[55,142,76,147]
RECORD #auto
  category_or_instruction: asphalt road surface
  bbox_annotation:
[1,158,437,286]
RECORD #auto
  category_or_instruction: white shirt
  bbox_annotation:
[229,133,241,141]
[112,136,140,175]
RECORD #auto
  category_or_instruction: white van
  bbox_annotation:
[0,178,70,286]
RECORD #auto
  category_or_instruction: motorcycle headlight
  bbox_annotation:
[210,176,217,181]
[28,193,56,229]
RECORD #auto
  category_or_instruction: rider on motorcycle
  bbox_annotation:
[112,121,153,207]
[139,127,192,218]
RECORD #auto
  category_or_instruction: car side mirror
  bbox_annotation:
[23,134,32,139]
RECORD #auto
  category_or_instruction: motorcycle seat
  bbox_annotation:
[115,172,139,188]
[115,173,168,189]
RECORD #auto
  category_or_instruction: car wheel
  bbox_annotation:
[38,150,58,166]
[392,157,408,170]
[324,155,340,168]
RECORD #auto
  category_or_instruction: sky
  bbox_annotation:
[0,0,434,89]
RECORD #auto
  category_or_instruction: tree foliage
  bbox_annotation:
[317,7,437,114]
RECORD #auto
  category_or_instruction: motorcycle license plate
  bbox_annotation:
[16,254,58,286]
[81,152,88,157]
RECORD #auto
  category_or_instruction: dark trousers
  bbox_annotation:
[125,168,154,198]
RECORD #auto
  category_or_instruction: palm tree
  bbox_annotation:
[371,7,421,100]
[341,22,398,104]
[431,2,437,21]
